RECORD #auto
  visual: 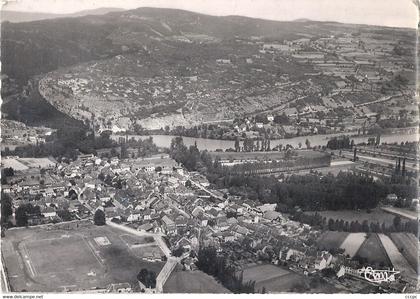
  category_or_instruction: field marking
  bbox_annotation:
[82,237,105,266]
[22,243,38,277]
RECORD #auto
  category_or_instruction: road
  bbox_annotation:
[155,257,178,293]
[107,220,178,293]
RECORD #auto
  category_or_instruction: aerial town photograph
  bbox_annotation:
[0,0,418,297]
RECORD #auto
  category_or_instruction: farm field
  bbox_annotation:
[306,208,399,225]
[389,233,418,273]
[339,233,367,257]
[355,234,391,266]
[241,264,299,293]
[1,158,29,171]
[163,270,229,293]
[1,221,165,292]
[377,234,417,281]
[317,231,349,250]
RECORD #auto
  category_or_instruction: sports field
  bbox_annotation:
[2,221,164,292]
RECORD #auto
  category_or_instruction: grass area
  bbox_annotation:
[163,270,229,293]
[2,221,164,292]
[306,208,398,225]
[355,233,391,266]
[317,231,349,250]
[389,233,418,273]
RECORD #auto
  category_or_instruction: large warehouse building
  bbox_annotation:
[209,150,331,175]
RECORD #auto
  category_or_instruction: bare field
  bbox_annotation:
[378,234,417,280]
[339,233,367,257]
[2,222,164,292]
[163,270,229,293]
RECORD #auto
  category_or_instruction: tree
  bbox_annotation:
[137,268,156,289]
[393,216,402,231]
[15,206,28,227]
[57,209,72,221]
[305,139,311,149]
[1,193,13,224]
[94,209,106,226]
[234,137,240,152]
[173,246,185,257]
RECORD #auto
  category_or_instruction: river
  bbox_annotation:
[112,129,418,152]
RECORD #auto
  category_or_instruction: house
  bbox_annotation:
[196,213,209,227]
[221,232,235,242]
[286,248,305,262]
[192,206,205,218]
[138,222,154,232]
[176,237,192,250]
[263,211,282,222]
[257,203,277,213]
[127,213,141,222]
[42,206,57,218]
[314,251,333,270]
[107,282,132,293]
[161,215,177,235]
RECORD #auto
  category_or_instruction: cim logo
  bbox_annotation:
[357,267,400,283]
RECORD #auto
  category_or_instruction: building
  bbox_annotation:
[161,215,177,235]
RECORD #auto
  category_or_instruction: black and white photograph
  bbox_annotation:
[0,0,418,296]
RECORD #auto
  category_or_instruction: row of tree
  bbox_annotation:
[292,212,418,235]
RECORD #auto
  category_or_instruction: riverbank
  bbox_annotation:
[112,129,418,152]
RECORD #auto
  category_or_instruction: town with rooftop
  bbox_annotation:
[0,2,419,296]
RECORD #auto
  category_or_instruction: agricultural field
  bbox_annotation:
[1,158,29,171]
[354,234,391,266]
[317,231,349,250]
[163,269,229,293]
[377,234,417,281]
[1,221,165,292]
[241,264,299,293]
[339,233,367,257]
[389,233,418,273]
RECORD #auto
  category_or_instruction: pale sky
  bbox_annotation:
[1,0,418,28]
